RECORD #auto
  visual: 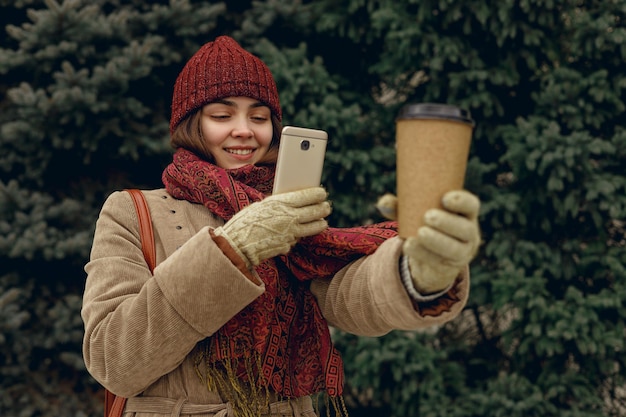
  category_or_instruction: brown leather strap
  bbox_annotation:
[103,189,156,417]
[107,395,127,417]
[104,389,117,417]
[126,188,156,273]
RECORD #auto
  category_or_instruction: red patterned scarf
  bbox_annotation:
[162,148,397,399]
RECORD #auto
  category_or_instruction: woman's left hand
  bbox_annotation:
[377,190,481,295]
[404,190,481,294]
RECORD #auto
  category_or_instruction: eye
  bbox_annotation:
[250,108,270,122]
[203,102,234,120]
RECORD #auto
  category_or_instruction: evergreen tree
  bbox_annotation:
[1,1,624,416]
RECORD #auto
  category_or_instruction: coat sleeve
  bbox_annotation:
[310,237,470,336]
[81,191,264,397]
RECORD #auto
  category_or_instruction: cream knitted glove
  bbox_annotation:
[377,190,481,294]
[214,187,331,268]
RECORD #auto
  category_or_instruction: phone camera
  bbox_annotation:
[300,140,310,150]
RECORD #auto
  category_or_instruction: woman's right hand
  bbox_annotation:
[213,187,331,267]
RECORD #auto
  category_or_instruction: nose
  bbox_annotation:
[231,117,253,139]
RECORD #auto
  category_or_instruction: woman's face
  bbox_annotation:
[200,96,273,169]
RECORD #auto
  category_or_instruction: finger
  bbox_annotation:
[442,190,480,220]
[294,219,328,238]
[424,209,479,243]
[268,187,328,207]
[417,226,474,266]
[403,236,446,264]
[292,201,332,224]
[376,193,398,220]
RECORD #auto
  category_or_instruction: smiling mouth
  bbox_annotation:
[225,148,255,155]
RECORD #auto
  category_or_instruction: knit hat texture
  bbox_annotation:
[170,36,281,133]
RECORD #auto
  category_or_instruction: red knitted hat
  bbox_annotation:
[170,36,282,133]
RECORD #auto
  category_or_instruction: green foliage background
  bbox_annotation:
[1,0,624,416]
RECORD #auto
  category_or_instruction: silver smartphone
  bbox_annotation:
[272,126,328,194]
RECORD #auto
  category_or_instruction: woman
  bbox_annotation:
[82,35,481,417]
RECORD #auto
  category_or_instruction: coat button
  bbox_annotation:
[176,226,182,230]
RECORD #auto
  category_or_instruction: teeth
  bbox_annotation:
[226,148,253,155]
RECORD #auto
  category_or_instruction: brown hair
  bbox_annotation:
[170,110,282,165]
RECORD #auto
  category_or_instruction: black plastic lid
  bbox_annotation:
[397,103,474,126]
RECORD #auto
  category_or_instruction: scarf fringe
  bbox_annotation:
[323,395,349,417]
[195,340,270,417]
[194,340,349,417]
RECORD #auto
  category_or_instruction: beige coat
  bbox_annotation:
[82,189,469,416]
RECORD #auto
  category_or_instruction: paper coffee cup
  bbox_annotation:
[396,103,474,238]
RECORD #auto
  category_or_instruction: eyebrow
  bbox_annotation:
[211,99,268,109]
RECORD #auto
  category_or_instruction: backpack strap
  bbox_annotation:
[103,189,155,417]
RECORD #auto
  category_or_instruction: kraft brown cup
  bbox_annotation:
[396,103,474,238]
